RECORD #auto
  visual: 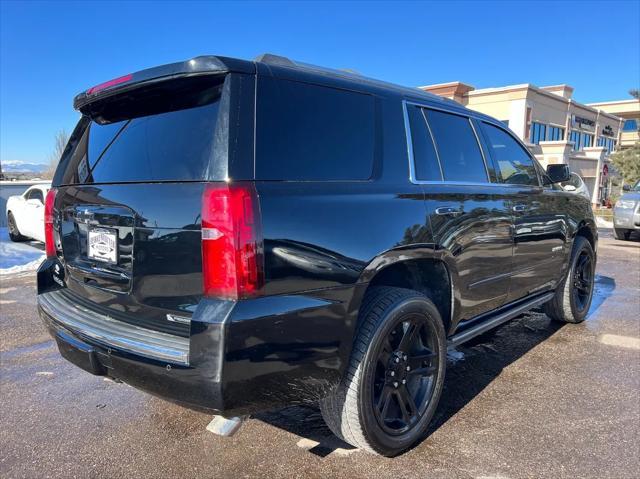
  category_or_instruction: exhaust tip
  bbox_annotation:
[206,415,246,437]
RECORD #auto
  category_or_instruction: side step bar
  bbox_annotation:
[448,292,555,347]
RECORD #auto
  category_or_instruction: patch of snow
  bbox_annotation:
[595,216,613,229]
[0,227,45,275]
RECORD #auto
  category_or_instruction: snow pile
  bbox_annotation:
[0,227,45,275]
[595,216,613,229]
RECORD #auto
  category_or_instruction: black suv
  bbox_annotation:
[38,54,597,456]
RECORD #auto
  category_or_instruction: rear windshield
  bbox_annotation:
[56,78,223,185]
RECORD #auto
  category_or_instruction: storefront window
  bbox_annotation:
[570,130,580,151]
[529,122,546,144]
[623,119,638,131]
[582,133,593,149]
[548,126,565,141]
[597,136,616,153]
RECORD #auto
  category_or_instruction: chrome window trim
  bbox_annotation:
[403,99,495,186]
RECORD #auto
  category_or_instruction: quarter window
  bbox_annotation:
[256,78,375,180]
[406,105,442,181]
[424,109,488,183]
[481,123,539,186]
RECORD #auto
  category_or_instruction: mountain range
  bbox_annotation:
[1,160,47,173]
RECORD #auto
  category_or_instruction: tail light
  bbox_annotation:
[44,188,58,258]
[201,182,264,300]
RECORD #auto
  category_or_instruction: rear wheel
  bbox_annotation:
[614,228,631,241]
[319,287,446,456]
[544,236,595,323]
[7,212,26,242]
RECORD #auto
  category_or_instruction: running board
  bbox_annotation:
[448,292,554,347]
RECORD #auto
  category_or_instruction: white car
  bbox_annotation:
[5,184,51,243]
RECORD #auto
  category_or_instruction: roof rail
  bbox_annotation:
[254,53,296,67]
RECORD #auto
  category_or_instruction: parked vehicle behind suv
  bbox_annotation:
[6,183,51,242]
[613,180,640,240]
[37,54,597,456]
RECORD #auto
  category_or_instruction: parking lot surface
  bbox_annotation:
[1,231,639,479]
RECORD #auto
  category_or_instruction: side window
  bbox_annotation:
[406,105,442,181]
[425,109,488,183]
[27,189,44,204]
[256,77,374,181]
[481,122,539,186]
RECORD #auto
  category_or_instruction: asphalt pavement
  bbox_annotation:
[1,230,638,479]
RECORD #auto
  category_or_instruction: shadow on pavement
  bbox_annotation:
[256,276,617,457]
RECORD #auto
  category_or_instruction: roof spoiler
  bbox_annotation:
[73,55,254,112]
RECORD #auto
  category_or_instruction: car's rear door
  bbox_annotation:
[405,102,514,326]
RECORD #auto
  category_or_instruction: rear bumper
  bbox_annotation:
[38,278,363,416]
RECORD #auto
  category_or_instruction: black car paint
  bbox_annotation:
[37,55,597,416]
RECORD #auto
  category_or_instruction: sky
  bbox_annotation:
[1,0,639,165]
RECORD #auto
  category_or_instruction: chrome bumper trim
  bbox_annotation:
[38,290,190,365]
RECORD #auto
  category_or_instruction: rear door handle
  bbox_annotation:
[512,204,527,213]
[435,206,463,216]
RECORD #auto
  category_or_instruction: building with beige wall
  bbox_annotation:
[586,98,640,149]
[420,81,626,206]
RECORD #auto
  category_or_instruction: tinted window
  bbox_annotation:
[256,78,374,180]
[57,79,224,185]
[407,105,441,181]
[425,110,487,183]
[87,121,127,169]
[27,189,44,203]
[88,101,220,183]
[481,122,539,186]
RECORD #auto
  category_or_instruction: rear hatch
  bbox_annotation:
[49,65,252,337]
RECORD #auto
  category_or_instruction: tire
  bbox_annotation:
[319,287,446,456]
[7,212,26,242]
[544,236,595,323]
[613,228,631,241]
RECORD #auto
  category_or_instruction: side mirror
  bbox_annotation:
[563,185,577,192]
[623,185,631,192]
[546,164,571,184]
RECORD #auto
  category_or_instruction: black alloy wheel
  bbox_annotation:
[572,249,594,313]
[372,314,439,435]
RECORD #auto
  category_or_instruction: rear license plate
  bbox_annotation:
[88,227,118,264]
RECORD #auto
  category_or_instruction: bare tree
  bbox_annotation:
[43,130,69,179]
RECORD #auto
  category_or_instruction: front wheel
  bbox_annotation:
[319,287,446,456]
[544,236,595,323]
